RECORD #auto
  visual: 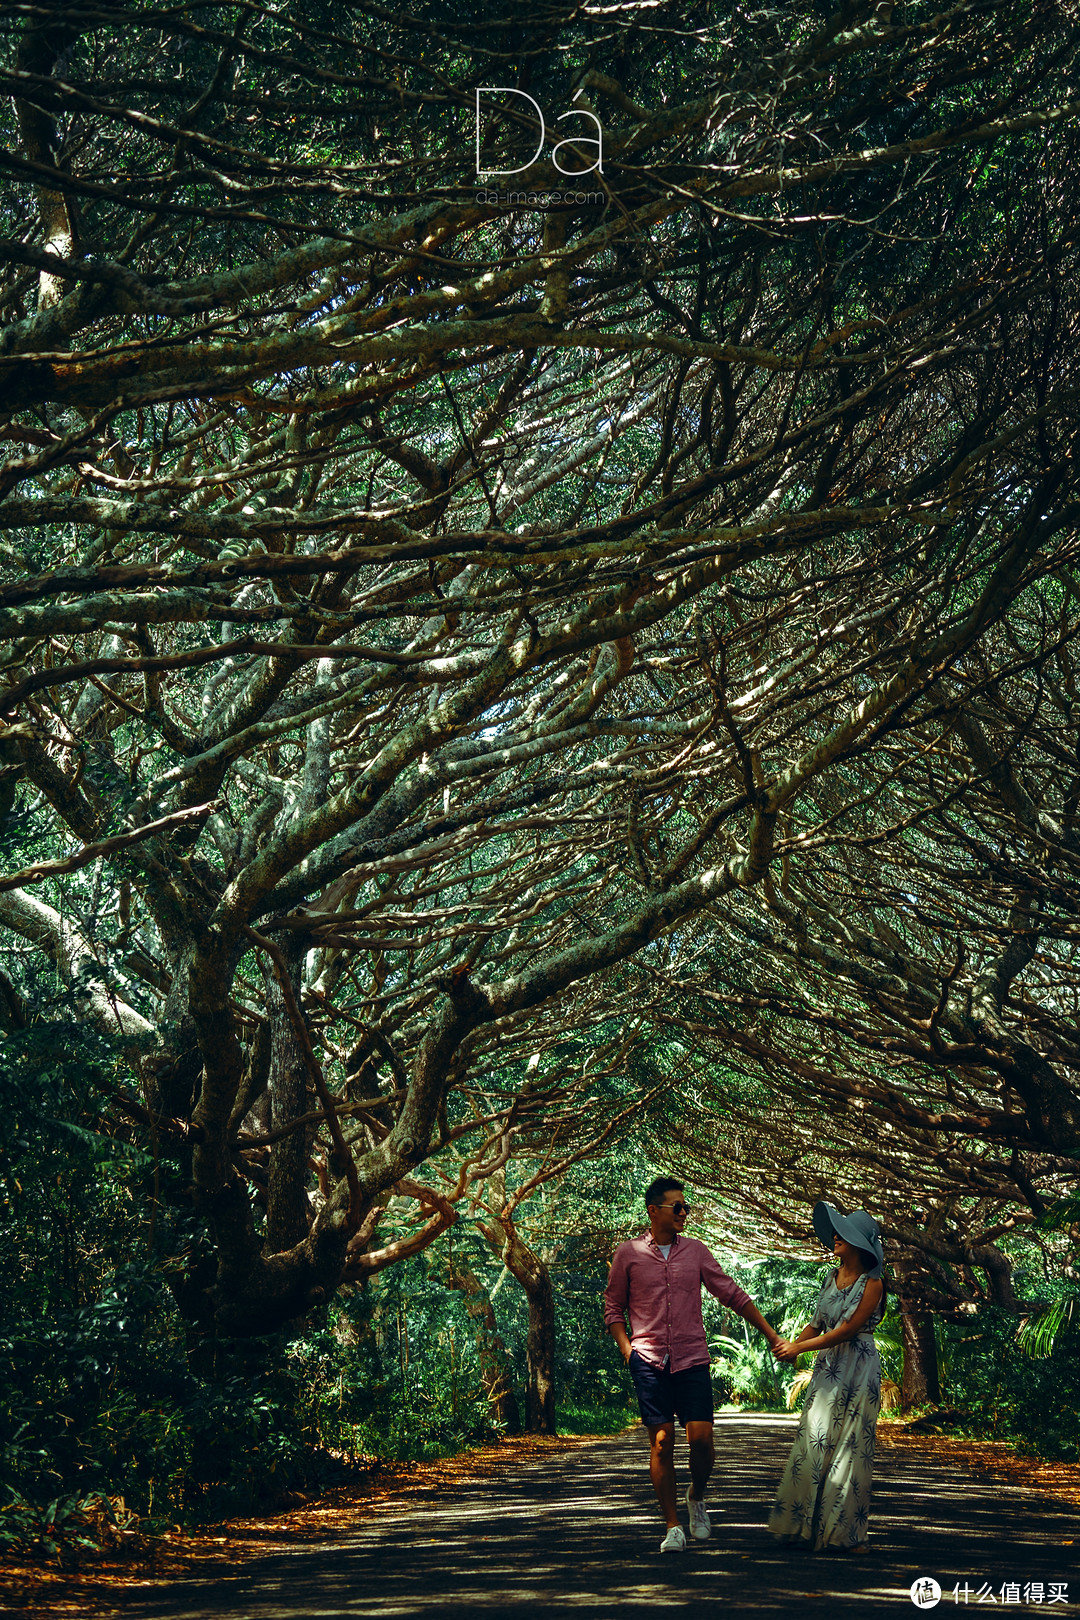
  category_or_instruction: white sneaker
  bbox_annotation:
[660,1524,687,1553]
[686,1488,711,1541]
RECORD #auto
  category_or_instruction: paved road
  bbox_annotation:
[104,1416,1078,1617]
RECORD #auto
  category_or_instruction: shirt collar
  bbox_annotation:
[644,1230,681,1253]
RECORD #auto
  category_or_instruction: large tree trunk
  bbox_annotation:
[899,1298,941,1410]
[521,1265,557,1435]
[478,1214,556,1434]
[263,941,312,1253]
[437,1246,521,1433]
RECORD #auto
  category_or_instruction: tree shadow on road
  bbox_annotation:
[95,1418,1080,1619]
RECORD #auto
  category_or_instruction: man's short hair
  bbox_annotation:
[644,1175,684,1210]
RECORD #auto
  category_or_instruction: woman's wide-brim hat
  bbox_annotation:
[813,1201,884,1279]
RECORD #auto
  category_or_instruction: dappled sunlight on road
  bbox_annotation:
[108,1418,1079,1619]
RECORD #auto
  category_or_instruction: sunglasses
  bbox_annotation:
[664,1202,691,1216]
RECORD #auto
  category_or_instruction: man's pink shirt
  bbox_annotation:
[603,1231,752,1372]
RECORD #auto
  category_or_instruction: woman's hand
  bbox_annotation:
[773,1338,799,1363]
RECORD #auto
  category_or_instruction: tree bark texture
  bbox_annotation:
[522,1265,557,1436]
[900,1300,941,1411]
[440,1248,521,1434]
[478,1217,556,1434]
[263,941,312,1253]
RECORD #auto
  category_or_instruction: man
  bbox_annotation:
[604,1176,781,1553]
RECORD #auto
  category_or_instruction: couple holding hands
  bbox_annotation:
[603,1177,886,1555]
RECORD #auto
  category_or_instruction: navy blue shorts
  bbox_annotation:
[628,1351,714,1427]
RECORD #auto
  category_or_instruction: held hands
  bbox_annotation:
[771,1338,800,1364]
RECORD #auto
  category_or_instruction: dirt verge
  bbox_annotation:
[0,1432,607,1617]
[878,1419,1080,1511]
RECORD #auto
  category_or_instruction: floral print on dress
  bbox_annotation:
[768,1270,884,1552]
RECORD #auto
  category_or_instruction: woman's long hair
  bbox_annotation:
[856,1247,888,1305]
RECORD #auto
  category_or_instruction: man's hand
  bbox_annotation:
[609,1322,633,1363]
[773,1339,798,1363]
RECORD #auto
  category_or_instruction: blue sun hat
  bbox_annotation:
[813,1201,884,1279]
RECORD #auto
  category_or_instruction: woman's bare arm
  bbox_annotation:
[793,1279,883,1356]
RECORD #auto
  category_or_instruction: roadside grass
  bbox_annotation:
[556,1401,636,1436]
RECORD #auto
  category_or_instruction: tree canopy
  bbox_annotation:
[1,0,1078,1384]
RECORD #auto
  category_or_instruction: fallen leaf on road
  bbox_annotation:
[877,1425,1080,1511]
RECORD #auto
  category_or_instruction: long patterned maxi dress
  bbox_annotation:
[767,1270,884,1551]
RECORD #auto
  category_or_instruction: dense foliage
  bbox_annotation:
[3,1041,1074,1561]
[0,1041,639,1552]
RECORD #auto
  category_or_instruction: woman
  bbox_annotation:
[768,1201,886,1554]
